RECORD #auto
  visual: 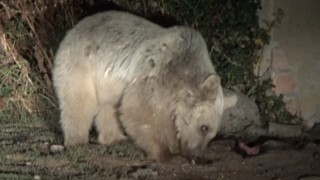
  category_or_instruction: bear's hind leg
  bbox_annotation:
[95,105,127,145]
[58,72,98,146]
[61,103,96,145]
[94,78,127,145]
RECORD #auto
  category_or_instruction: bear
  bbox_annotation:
[53,10,224,162]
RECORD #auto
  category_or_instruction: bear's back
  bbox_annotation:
[54,11,166,81]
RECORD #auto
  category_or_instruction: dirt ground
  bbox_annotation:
[1,117,319,180]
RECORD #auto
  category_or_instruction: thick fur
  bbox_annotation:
[53,11,224,161]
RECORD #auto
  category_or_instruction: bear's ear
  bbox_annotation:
[201,74,221,100]
[163,27,201,54]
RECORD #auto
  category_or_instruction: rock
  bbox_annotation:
[303,109,320,141]
[306,123,320,141]
[50,144,65,153]
[130,168,158,179]
[268,122,302,138]
[34,175,41,180]
[219,89,307,142]
[262,140,292,149]
[219,89,267,142]
[304,109,320,130]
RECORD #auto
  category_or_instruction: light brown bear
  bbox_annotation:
[53,11,224,162]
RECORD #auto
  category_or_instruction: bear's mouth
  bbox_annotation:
[174,125,190,158]
[174,121,182,155]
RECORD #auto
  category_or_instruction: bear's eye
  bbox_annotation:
[200,125,209,136]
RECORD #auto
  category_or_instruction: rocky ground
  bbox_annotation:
[1,116,319,180]
[1,90,320,180]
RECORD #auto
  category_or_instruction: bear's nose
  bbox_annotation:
[191,147,205,159]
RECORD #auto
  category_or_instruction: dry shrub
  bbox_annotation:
[0,0,88,118]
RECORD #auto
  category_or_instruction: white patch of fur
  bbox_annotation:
[141,124,150,129]
[104,68,112,78]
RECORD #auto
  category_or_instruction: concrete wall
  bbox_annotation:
[258,0,320,128]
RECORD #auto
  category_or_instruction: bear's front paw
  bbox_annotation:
[98,132,128,145]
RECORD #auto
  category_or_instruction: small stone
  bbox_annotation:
[130,168,158,179]
[304,110,320,130]
[34,175,41,180]
[181,163,192,173]
[50,144,65,153]
[26,162,32,166]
